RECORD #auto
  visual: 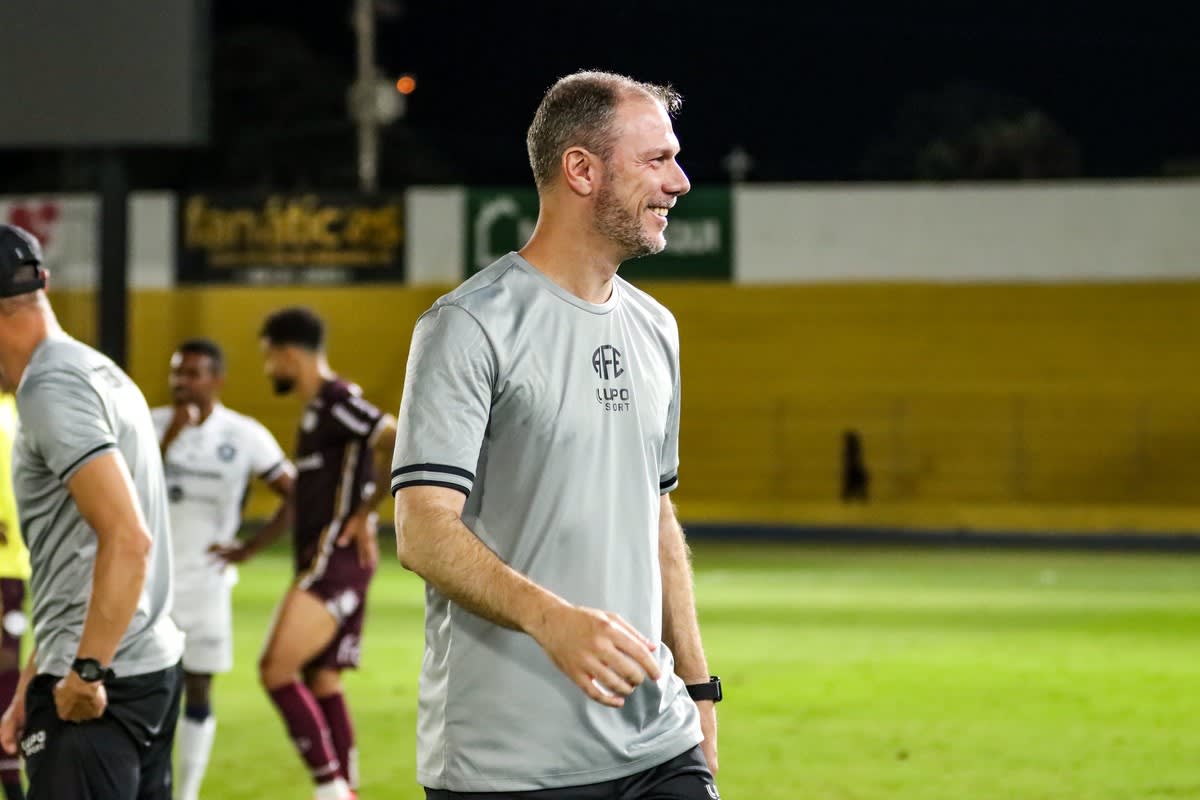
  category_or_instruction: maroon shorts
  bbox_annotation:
[0,578,24,671]
[297,547,374,672]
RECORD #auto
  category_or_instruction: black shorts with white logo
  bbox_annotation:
[425,745,719,800]
[22,662,183,800]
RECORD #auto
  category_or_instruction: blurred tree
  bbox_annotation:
[186,24,456,190]
[194,26,355,189]
[861,82,1081,180]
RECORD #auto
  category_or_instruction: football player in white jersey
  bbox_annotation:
[153,339,294,800]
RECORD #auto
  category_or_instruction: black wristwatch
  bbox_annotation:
[71,658,115,684]
[685,676,722,703]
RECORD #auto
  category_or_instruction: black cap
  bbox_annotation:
[0,224,48,297]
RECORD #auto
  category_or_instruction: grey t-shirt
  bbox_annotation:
[13,334,183,678]
[392,253,700,792]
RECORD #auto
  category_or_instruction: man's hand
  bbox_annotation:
[529,605,662,708]
[53,672,107,722]
[170,403,200,430]
[209,541,254,565]
[696,699,719,775]
[161,402,200,457]
[338,510,379,570]
[0,698,24,754]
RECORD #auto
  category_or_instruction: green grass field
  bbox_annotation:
[203,540,1200,799]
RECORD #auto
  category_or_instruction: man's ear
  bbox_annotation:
[561,147,601,197]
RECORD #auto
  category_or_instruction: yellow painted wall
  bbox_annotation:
[48,281,1200,525]
[664,282,1200,513]
[52,286,443,519]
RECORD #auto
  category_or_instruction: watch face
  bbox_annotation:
[75,660,103,681]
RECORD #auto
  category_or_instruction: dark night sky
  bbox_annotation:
[7,1,1198,190]
[361,1,1199,182]
[215,0,1195,184]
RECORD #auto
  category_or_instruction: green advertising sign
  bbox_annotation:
[465,186,732,280]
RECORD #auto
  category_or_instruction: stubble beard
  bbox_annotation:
[593,179,664,262]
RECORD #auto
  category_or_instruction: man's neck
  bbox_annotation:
[196,399,217,422]
[0,303,60,392]
[296,358,336,404]
[519,217,621,305]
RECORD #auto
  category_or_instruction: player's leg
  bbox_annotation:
[173,577,231,800]
[174,672,214,800]
[307,668,357,791]
[304,582,367,792]
[260,586,350,798]
[0,579,26,800]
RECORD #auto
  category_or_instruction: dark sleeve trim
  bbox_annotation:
[391,463,475,481]
[258,459,287,480]
[391,479,470,497]
[58,442,118,481]
[659,474,678,490]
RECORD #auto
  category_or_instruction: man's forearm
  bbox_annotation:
[660,512,710,683]
[15,648,37,698]
[398,503,568,636]
[242,500,291,556]
[159,421,185,458]
[361,448,393,511]
[77,531,149,667]
[360,423,398,512]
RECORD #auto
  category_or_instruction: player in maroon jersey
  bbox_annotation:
[213,307,395,800]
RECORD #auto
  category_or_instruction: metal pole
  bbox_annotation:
[354,0,379,193]
[97,150,128,368]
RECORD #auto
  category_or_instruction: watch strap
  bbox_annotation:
[685,676,722,703]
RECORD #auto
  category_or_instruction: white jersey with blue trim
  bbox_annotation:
[152,404,291,587]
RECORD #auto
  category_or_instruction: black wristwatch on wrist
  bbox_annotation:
[685,676,722,703]
[71,658,115,684]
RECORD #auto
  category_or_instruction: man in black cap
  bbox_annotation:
[0,224,184,799]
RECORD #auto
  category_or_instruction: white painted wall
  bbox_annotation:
[405,186,464,285]
[7,181,1200,288]
[735,181,1200,283]
[1,192,175,289]
[129,192,175,289]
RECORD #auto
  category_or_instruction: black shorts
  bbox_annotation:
[22,662,183,800]
[425,746,718,800]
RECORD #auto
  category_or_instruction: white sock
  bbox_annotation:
[176,715,217,800]
[313,777,352,800]
[346,746,359,790]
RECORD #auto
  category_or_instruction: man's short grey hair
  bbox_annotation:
[526,70,682,190]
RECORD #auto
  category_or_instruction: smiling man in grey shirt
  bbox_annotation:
[393,72,721,799]
[0,223,183,800]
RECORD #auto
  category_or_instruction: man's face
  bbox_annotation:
[168,351,221,407]
[592,97,691,261]
[260,340,301,396]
